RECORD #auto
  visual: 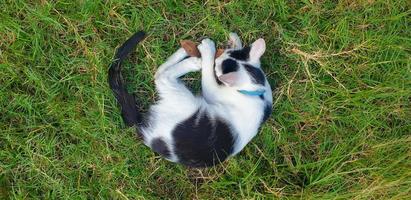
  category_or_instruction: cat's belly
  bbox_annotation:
[143,106,236,167]
[139,97,201,159]
[171,109,235,167]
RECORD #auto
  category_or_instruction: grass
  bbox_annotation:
[1,0,410,199]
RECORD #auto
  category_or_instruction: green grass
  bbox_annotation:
[1,0,410,199]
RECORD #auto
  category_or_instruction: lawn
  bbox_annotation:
[1,0,410,199]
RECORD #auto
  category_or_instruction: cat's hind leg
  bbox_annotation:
[155,48,189,78]
[155,56,201,101]
[148,56,202,164]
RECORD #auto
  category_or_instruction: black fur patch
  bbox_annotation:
[172,110,234,167]
[214,64,223,85]
[229,46,250,61]
[243,64,266,85]
[151,138,171,158]
[108,31,146,127]
[261,104,272,124]
[221,59,239,74]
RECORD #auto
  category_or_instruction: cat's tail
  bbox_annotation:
[108,31,146,127]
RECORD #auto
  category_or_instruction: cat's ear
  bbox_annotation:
[229,32,242,49]
[218,72,240,86]
[250,38,265,60]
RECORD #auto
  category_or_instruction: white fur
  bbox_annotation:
[250,38,266,61]
[229,32,243,49]
[140,35,272,163]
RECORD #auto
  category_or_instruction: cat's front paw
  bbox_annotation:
[198,38,216,59]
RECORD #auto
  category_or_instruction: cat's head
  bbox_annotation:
[214,33,267,93]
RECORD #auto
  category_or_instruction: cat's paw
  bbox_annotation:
[198,38,216,58]
[185,57,202,70]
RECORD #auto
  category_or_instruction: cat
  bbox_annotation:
[109,31,272,167]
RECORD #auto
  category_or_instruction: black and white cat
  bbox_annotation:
[109,31,272,167]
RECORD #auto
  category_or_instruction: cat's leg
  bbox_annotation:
[198,38,219,100]
[155,57,201,100]
[149,57,201,163]
[155,48,188,79]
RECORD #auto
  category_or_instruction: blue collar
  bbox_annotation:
[237,89,266,96]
